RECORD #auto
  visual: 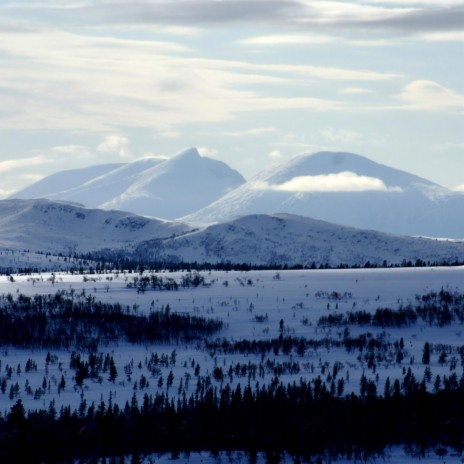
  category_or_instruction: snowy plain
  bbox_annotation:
[1,266,464,462]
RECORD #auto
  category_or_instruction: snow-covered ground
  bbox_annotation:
[2,266,464,462]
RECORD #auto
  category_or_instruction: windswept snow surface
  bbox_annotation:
[182,151,464,238]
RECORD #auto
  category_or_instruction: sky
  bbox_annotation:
[0,0,464,197]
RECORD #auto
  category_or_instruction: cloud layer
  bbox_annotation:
[255,172,403,193]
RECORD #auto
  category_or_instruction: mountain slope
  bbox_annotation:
[0,199,191,254]
[11,148,246,219]
[101,148,245,218]
[135,213,464,267]
[182,151,464,238]
[1,199,464,267]
[12,163,124,200]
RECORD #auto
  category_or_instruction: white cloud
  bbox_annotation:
[320,128,362,144]
[97,134,132,159]
[255,172,403,193]
[453,184,464,192]
[239,34,337,46]
[0,156,53,173]
[197,146,218,157]
[432,142,464,151]
[421,31,464,42]
[223,127,276,137]
[340,87,374,95]
[50,144,93,159]
[397,80,464,110]
[0,27,400,133]
[268,149,284,160]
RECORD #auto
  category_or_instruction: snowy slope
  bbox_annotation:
[2,199,464,268]
[135,213,464,267]
[0,199,191,254]
[11,148,245,219]
[182,151,464,238]
[12,163,124,200]
[11,157,165,207]
[100,148,245,218]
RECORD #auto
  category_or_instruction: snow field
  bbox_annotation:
[0,267,463,419]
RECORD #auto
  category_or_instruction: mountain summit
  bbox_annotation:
[182,151,464,238]
[11,148,245,219]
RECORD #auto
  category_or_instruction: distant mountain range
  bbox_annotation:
[10,149,464,238]
[182,151,464,238]
[1,199,464,267]
[12,148,245,220]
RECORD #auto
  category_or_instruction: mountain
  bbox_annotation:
[0,199,191,254]
[12,163,125,199]
[182,151,464,238]
[1,199,464,267]
[100,148,245,218]
[134,213,464,267]
[11,148,245,219]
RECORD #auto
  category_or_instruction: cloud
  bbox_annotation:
[340,87,374,95]
[397,80,464,110]
[0,156,54,173]
[97,134,132,159]
[432,142,464,151]
[421,31,464,42]
[320,128,362,144]
[0,27,393,133]
[255,172,403,192]
[268,149,284,160]
[197,146,218,157]
[239,34,336,46]
[50,144,93,159]
[223,127,276,137]
[3,1,464,37]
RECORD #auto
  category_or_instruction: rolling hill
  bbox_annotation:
[2,199,464,268]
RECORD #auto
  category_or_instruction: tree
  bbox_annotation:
[422,342,431,365]
[109,358,118,383]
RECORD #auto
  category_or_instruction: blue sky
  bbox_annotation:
[1,0,463,196]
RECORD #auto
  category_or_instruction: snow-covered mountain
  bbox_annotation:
[13,163,125,199]
[135,213,464,267]
[183,151,464,238]
[1,199,464,267]
[99,148,245,218]
[0,199,190,254]
[11,148,245,219]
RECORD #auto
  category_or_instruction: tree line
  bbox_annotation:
[0,291,223,349]
[3,370,464,462]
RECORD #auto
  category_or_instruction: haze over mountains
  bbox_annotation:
[11,149,464,239]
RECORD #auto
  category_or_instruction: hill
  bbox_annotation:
[2,199,464,267]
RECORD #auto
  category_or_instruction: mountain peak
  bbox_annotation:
[173,147,201,161]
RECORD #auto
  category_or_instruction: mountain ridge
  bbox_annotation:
[2,198,464,268]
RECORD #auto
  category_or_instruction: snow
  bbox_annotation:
[0,199,191,254]
[2,200,464,267]
[182,151,464,239]
[11,148,245,220]
[0,266,464,461]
